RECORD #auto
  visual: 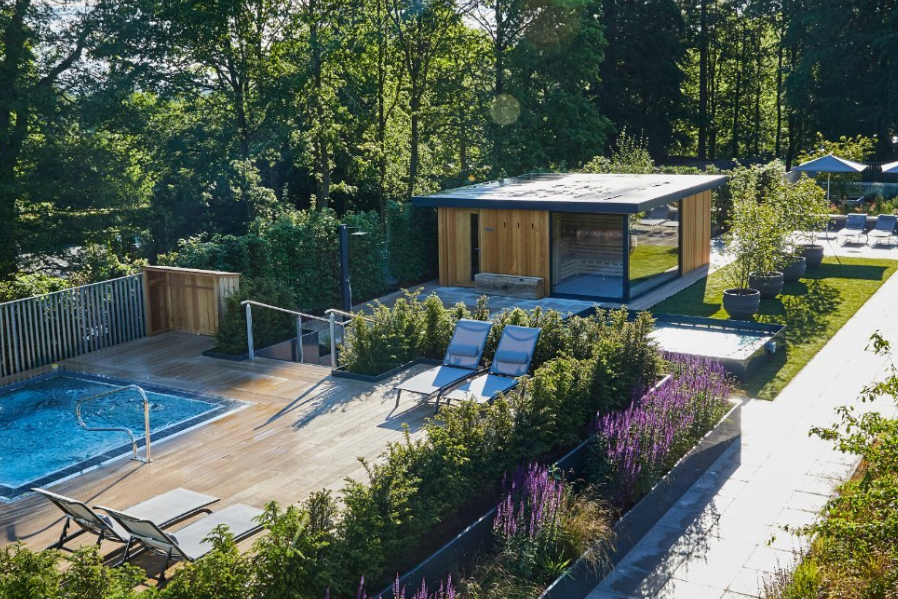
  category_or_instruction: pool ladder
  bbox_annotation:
[75,385,153,464]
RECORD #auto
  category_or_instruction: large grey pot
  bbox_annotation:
[803,244,825,268]
[782,257,807,282]
[722,288,761,320]
[748,271,785,299]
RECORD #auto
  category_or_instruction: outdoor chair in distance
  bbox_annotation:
[837,213,868,246]
[867,214,898,248]
[638,205,670,234]
[394,319,493,411]
[32,487,219,552]
[442,325,541,408]
[99,503,264,582]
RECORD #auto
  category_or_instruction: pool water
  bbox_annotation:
[0,373,239,500]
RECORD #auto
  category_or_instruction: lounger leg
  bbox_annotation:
[116,538,134,567]
[158,550,173,584]
[52,519,71,549]
[50,519,86,551]
[395,389,402,408]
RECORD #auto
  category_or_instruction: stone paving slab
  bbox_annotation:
[587,262,898,599]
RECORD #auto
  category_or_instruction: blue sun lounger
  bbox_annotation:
[395,319,493,411]
[443,325,541,407]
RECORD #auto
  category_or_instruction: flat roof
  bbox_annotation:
[411,172,728,213]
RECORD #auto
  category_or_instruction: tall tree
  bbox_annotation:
[598,0,686,157]
[0,0,100,278]
[388,0,460,195]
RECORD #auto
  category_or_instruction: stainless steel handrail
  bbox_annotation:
[241,300,330,323]
[75,385,152,463]
[324,308,374,323]
[241,300,329,362]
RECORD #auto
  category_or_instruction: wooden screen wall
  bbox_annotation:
[438,207,550,287]
[680,190,712,274]
[143,266,241,336]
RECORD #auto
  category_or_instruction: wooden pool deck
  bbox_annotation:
[0,332,434,573]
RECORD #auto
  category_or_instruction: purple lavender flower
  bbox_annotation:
[593,354,730,504]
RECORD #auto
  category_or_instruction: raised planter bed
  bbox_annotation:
[373,393,741,599]
[331,358,442,383]
[539,398,743,599]
[373,375,734,599]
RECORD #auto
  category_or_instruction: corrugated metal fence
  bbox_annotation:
[0,274,146,378]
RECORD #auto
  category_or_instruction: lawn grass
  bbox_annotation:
[651,256,898,399]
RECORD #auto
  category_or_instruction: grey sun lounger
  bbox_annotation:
[837,213,868,245]
[33,487,219,552]
[100,503,264,581]
[395,319,493,411]
[867,214,897,247]
[638,206,671,233]
[443,325,541,406]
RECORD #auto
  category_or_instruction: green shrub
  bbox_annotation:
[215,278,300,355]
[158,527,255,599]
[0,543,144,599]
[160,207,388,313]
[385,201,438,284]
[340,292,475,375]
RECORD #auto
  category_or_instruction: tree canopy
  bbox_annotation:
[1,0,895,282]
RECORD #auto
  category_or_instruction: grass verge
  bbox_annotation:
[651,256,898,399]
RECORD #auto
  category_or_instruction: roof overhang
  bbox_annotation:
[411,173,729,214]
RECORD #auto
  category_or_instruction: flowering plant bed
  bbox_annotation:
[375,356,733,599]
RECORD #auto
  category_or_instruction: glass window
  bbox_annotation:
[629,202,680,297]
[551,213,625,300]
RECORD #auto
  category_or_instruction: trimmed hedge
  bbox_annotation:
[385,201,438,284]
[159,208,391,313]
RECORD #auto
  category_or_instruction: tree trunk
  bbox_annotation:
[774,30,784,157]
[408,85,420,196]
[698,0,709,159]
[0,0,31,278]
[310,0,330,209]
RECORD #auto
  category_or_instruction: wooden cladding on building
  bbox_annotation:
[679,191,712,275]
[438,207,550,288]
[143,266,240,336]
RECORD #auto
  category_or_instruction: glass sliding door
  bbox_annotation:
[629,201,681,297]
[550,213,625,300]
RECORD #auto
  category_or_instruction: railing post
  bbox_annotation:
[296,316,304,363]
[329,312,337,372]
[246,303,254,361]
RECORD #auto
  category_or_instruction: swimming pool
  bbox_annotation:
[0,372,243,501]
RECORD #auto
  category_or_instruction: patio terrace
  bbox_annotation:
[0,332,435,577]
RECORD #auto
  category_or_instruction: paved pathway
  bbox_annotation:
[588,263,898,599]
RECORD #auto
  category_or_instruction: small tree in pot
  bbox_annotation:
[723,196,768,318]
[783,175,830,270]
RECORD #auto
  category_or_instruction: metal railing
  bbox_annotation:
[75,385,152,463]
[325,308,375,373]
[0,274,145,378]
[241,300,329,363]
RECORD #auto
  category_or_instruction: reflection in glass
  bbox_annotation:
[551,213,624,299]
[630,202,680,297]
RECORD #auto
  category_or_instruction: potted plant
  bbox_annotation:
[785,175,830,269]
[745,198,788,300]
[722,196,764,319]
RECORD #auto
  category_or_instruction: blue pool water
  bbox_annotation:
[0,373,239,500]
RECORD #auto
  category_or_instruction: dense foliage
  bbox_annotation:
[723,160,828,288]
[3,0,896,284]
[765,333,898,598]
